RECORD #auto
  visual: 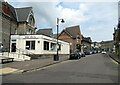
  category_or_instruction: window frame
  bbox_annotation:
[26,41,35,50]
[44,41,49,50]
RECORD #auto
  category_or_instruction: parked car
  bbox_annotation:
[93,50,97,54]
[89,51,93,55]
[78,52,85,57]
[98,50,101,53]
[69,52,81,59]
[84,51,89,55]
[101,51,106,54]
[84,50,91,55]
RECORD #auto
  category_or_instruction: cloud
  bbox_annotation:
[7,0,120,2]
[8,1,118,42]
[8,2,60,29]
[8,1,90,31]
[80,2,118,42]
[56,4,90,29]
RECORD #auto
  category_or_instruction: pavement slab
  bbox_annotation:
[1,55,69,75]
[0,67,18,75]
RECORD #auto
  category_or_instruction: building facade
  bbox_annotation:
[81,36,92,52]
[1,2,36,52]
[10,35,70,55]
[113,1,120,56]
[57,25,82,53]
[100,40,114,52]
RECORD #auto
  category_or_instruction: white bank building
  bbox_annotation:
[10,35,70,56]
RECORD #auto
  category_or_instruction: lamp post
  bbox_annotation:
[56,18,64,61]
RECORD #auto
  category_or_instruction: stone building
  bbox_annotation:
[56,25,82,53]
[0,2,36,52]
[113,25,120,56]
[100,40,114,52]
[113,1,120,56]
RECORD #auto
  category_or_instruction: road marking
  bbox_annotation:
[23,61,68,73]
[110,58,118,65]
[26,65,55,73]
[0,67,18,75]
[22,60,80,73]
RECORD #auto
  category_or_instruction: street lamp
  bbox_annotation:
[56,18,65,61]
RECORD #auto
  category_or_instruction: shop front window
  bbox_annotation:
[51,43,56,51]
[26,41,35,50]
[58,44,61,51]
[44,41,49,50]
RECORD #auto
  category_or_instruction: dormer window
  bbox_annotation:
[28,15,35,27]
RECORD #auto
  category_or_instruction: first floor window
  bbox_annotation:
[26,41,35,50]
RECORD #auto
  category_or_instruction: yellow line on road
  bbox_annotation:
[27,66,49,73]
[25,62,61,73]
[110,58,118,65]
[24,60,69,73]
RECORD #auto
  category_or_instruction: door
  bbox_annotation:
[11,43,16,52]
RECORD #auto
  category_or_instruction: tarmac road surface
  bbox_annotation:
[2,53,118,83]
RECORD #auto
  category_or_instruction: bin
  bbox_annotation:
[54,55,59,61]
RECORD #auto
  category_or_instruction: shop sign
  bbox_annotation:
[24,35,37,39]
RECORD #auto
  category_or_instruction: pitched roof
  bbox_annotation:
[8,3,17,21]
[36,28,53,37]
[82,37,92,44]
[2,2,17,21]
[100,40,114,44]
[15,7,32,22]
[65,25,81,38]
[2,2,33,22]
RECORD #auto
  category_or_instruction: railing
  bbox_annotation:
[0,48,34,61]
[16,48,35,55]
[1,51,31,61]
[1,52,27,60]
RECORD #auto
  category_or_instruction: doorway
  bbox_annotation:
[11,43,16,52]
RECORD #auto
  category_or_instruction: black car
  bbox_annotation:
[84,51,90,55]
[69,52,80,59]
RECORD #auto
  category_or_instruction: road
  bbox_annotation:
[2,53,118,83]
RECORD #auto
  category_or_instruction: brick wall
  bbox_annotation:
[58,31,82,53]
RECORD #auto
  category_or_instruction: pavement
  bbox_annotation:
[0,55,69,75]
[106,52,120,64]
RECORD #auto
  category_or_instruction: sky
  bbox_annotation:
[7,0,118,42]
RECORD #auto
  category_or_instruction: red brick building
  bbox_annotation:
[57,25,82,53]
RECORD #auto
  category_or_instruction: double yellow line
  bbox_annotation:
[110,58,119,65]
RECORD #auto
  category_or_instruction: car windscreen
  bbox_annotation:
[70,53,76,55]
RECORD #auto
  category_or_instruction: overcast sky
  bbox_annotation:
[7,0,118,42]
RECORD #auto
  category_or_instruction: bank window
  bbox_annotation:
[44,41,49,50]
[26,41,35,50]
[58,44,61,51]
[51,43,56,51]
